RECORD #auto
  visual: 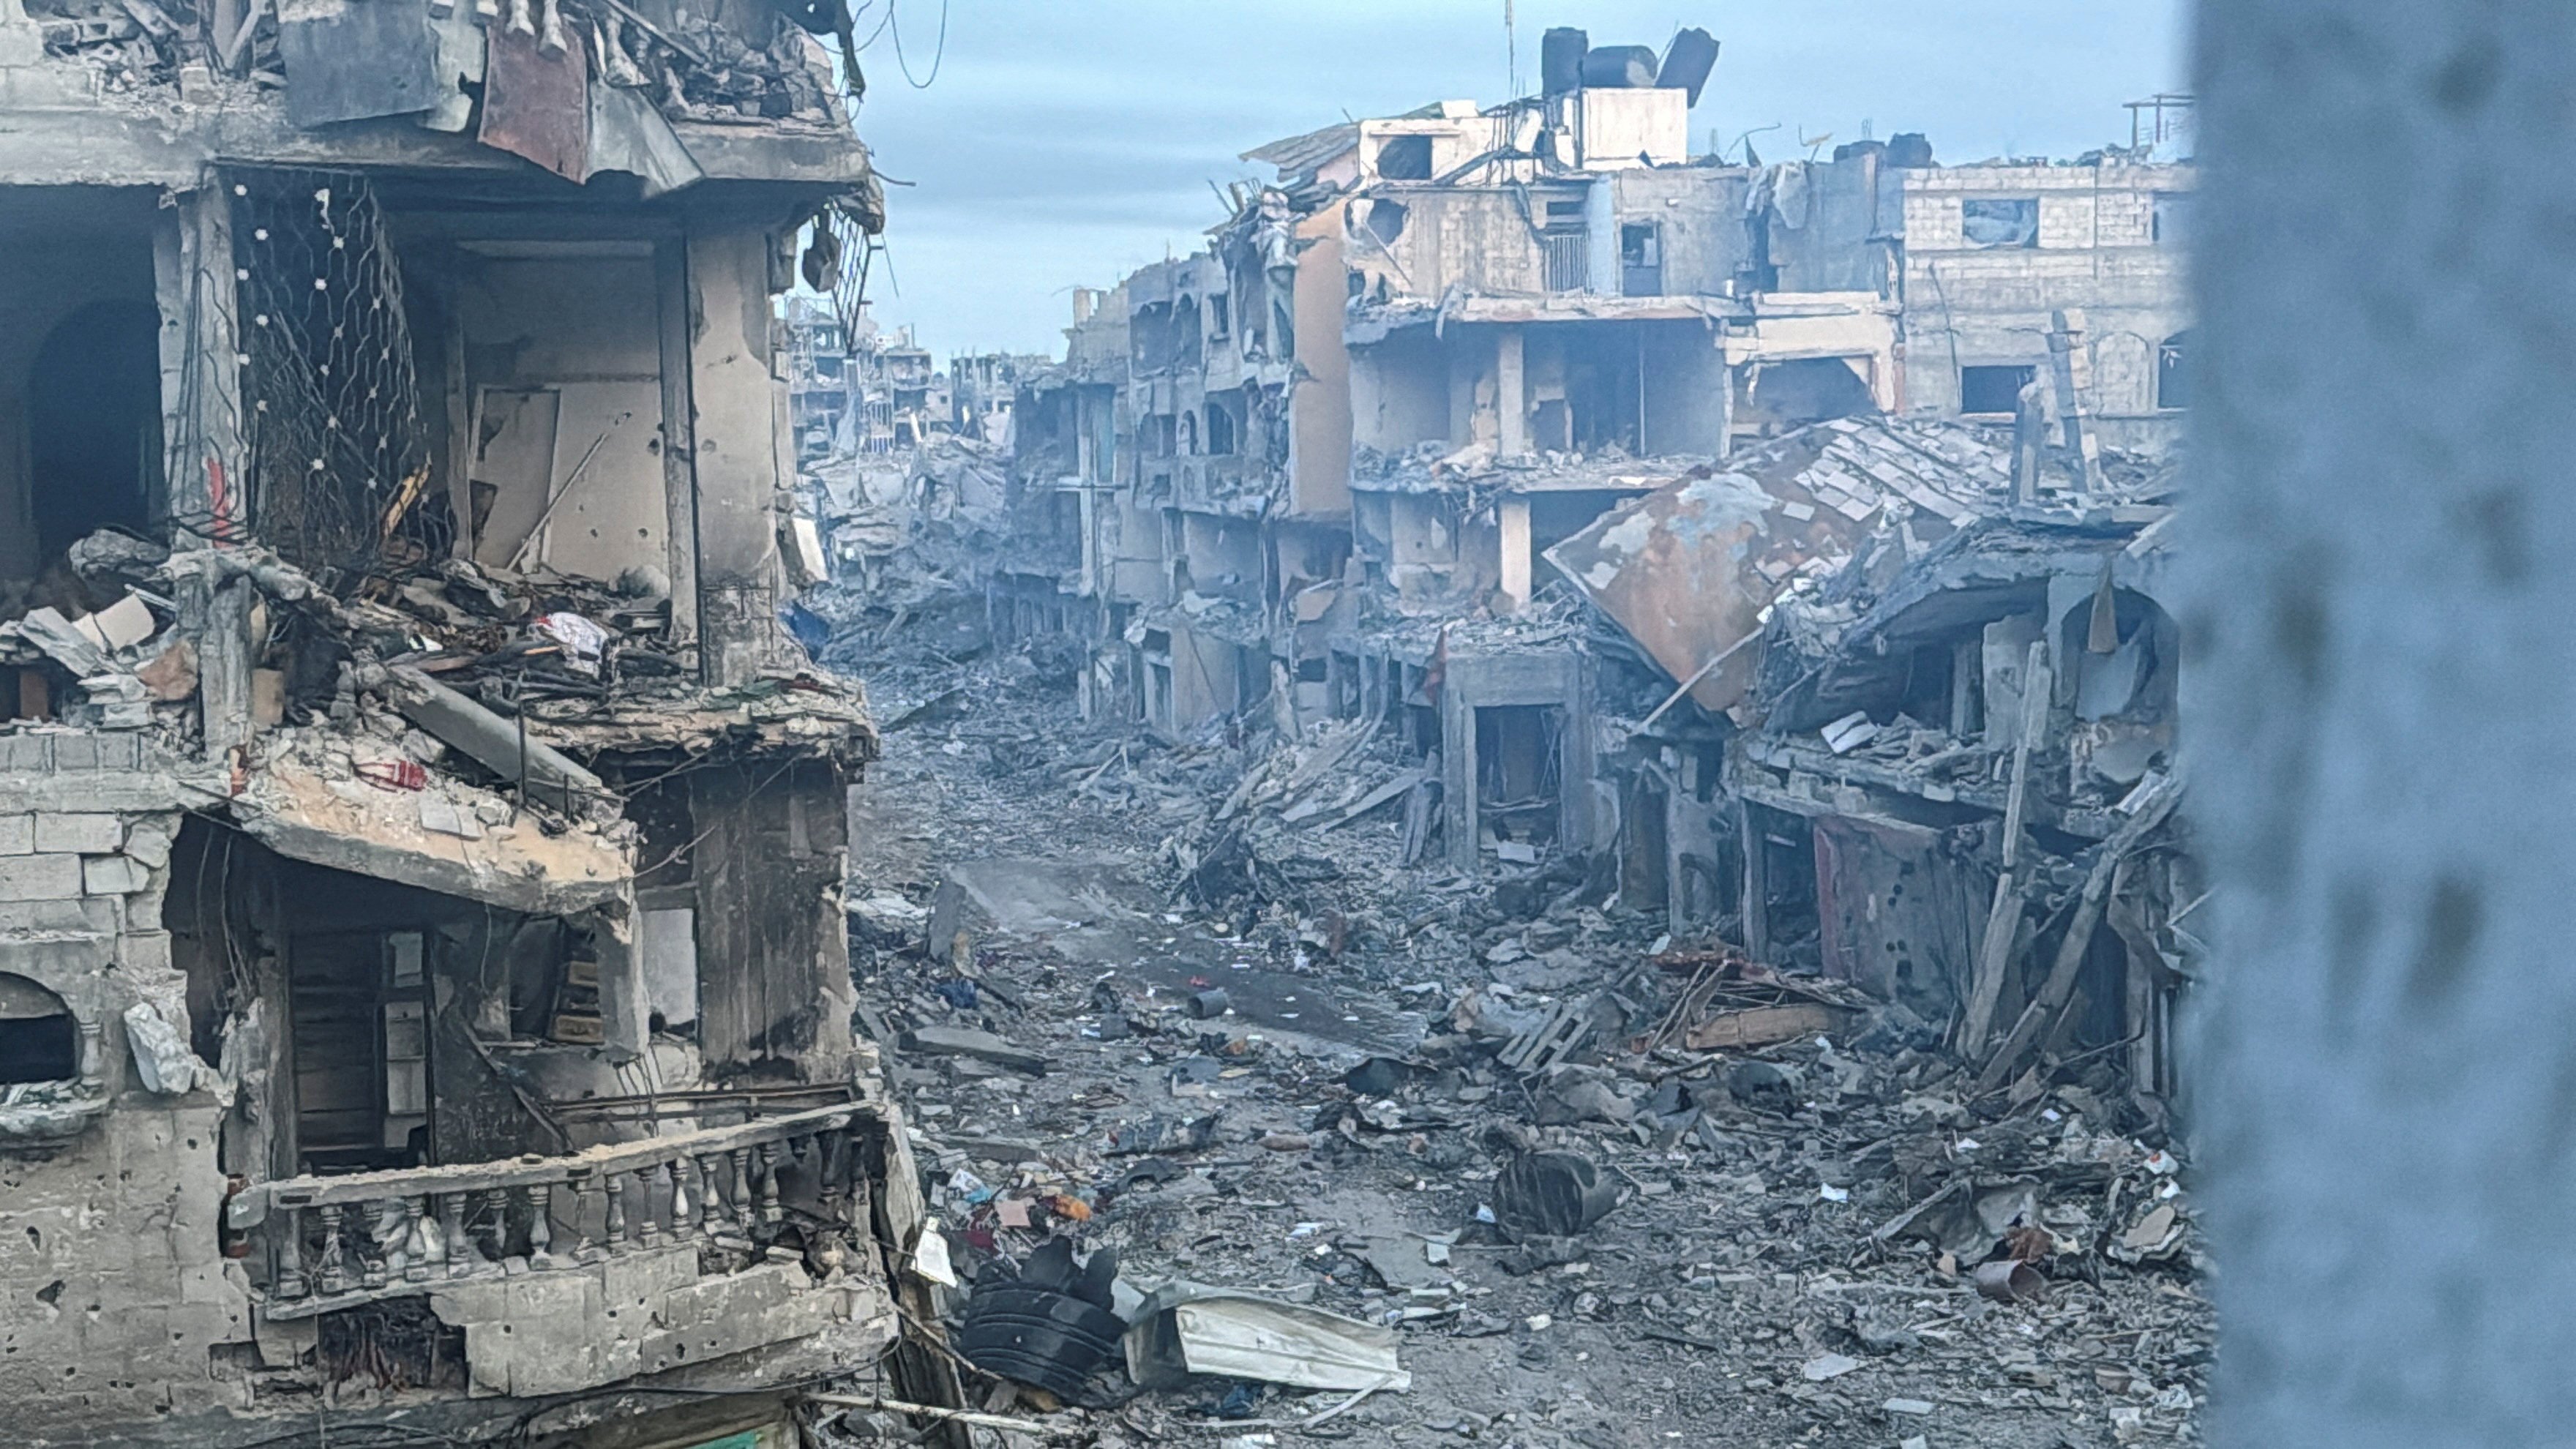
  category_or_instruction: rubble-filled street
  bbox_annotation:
[826,635,2210,1448]
[0,3,2224,1445]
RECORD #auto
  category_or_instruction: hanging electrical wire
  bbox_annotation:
[886,0,948,88]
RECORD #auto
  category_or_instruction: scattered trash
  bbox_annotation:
[1125,1282,1411,1393]
[1107,1114,1220,1156]
[1491,1150,1620,1240]
[912,1220,958,1288]
[959,1241,1127,1399]
[1974,1259,2048,1303]
[903,1025,1049,1074]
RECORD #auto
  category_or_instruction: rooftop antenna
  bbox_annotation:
[1505,0,1517,99]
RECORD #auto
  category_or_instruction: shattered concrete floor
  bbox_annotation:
[843,655,2212,1448]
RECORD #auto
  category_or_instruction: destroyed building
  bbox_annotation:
[0,4,950,1445]
[974,26,2191,894]
[946,350,1046,447]
[730,19,2217,1443]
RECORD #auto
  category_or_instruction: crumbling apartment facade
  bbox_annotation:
[986,26,2190,879]
[0,4,926,1445]
[941,25,2202,1107]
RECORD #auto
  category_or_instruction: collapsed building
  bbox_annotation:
[0,5,954,1445]
[815,26,2199,1107]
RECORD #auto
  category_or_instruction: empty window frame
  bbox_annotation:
[1375,135,1434,181]
[1961,198,2041,249]
[2157,332,2191,411]
[0,974,78,1085]
[2152,191,2191,247]
[1619,222,1663,296]
[1959,364,2037,416]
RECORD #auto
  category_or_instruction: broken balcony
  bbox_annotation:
[227,1101,895,1394]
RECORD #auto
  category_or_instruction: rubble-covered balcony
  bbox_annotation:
[227,1100,896,1396]
[0,0,879,196]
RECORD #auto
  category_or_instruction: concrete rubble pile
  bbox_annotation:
[828,659,2209,1448]
[793,20,2210,1445]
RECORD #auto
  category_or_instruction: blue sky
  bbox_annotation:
[844,1,2190,359]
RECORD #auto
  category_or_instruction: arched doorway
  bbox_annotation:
[30,298,162,558]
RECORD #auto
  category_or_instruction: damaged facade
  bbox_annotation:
[0,3,948,1445]
[810,28,2197,1107]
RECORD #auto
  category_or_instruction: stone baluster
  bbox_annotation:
[694,1155,724,1236]
[817,1135,846,1225]
[667,1159,694,1235]
[637,1166,665,1249]
[443,1191,475,1278]
[755,1142,782,1224]
[420,1196,449,1278]
[402,1196,433,1283]
[728,1148,752,1231]
[604,1172,629,1254]
[479,1188,509,1264]
[845,1127,872,1216]
[274,1205,310,1300]
[571,1174,604,1263]
[315,1204,349,1295]
[525,1183,555,1269]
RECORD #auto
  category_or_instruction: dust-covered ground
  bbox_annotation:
[835,652,2211,1449]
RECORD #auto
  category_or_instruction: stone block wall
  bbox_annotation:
[0,739,256,1443]
[1896,165,2193,435]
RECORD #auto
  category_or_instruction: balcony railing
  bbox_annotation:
[226,1102,875,1321]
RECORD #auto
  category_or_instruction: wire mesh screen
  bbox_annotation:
[231,169,443,589]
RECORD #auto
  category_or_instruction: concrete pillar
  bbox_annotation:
[1495,326,1527,457]
[154,187,245,542]
[685,229,785,688]
[1496,495,1532,613]
[2187,4,2576,1445]
[654,237,702,656]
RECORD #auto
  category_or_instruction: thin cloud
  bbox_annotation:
[851,0,2186,356]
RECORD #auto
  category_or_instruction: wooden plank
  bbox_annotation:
[1977,776,2182,1092]
[1955,869,2024,1061]
[1684,1002,1847,1052]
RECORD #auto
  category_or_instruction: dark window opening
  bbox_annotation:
[1206,402,1238,456]
[2152,191,2191,247]
[1746,803,1822,973]
[2157,332,2191,410]
[1296,656,1328,683]
[1375,135,1434,181]
[1962,198,2041,249]
[1737,356,1880,433]
[1557,325,1647,454]
[1960,364,2037,416]
[1475,704,1565,849]
[1367,198,1409,245]
[1620,222,1663,296]
[31,298,164,559]
[1621,775,1669,913]
[0,975,78,1084]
